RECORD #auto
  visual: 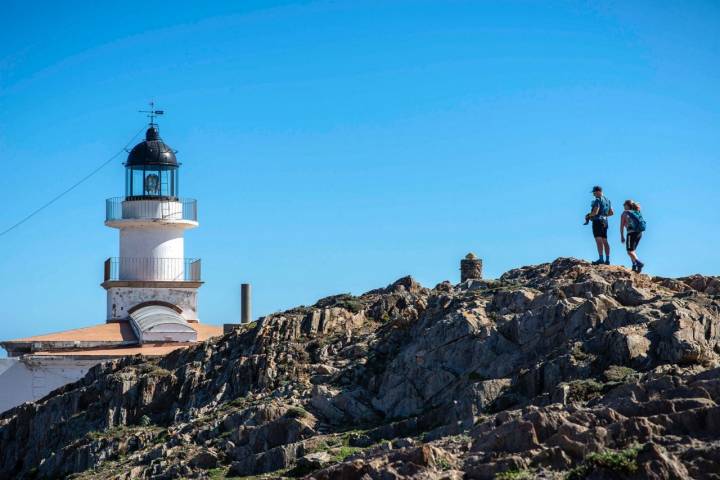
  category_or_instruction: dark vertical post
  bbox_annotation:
[241,283,252,324]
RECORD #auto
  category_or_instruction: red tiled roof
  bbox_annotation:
[9,322,136,343]
[1,322,224,358]
[6,322,223,344]
[32,344,191,357]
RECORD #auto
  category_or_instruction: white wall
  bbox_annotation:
[0,357,100,414]
[120,227,184,259]
[119,227,185,280]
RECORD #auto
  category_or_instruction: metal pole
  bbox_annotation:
[241,283,252,324]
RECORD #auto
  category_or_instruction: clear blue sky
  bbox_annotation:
[1,1,718,346]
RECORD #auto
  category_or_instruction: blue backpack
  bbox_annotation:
[627,210,646,232]
[593,196,612,221]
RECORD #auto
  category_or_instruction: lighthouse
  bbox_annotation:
[0,111,223,413]
[103,114,203,342]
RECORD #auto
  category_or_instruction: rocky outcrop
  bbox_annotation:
[1,258,719,479]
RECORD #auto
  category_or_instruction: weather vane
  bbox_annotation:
[139,101,164,127]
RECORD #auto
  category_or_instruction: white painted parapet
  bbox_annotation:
[105,198,198,229]
[122,199,184,220]
[0,357,99,414]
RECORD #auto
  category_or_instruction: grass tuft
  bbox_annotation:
[285,406,310,419]
[332,446,363,462]
[496,469,533,480]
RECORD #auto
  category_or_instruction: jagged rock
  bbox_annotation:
[189,448,218,468]
[312,444,462,480]
[2,258,720,479]
[678,274,720,296]
[229,441,304,476]
[392,437,416,449]
[636,443,690,479]
[315,364,339,376]
[310,385,345,424]
[296,451,334,470]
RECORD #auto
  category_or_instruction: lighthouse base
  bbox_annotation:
[103,281,201,323]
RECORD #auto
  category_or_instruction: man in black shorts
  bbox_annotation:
[584,186,613,265]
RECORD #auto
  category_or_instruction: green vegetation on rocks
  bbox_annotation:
[496,469,534,480]
[566,445,641,479]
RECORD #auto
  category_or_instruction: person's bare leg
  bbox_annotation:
[595,237,604,259]
[628,250,638,264]
[603,239,611,262]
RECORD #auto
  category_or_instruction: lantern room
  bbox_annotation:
[125,126,179,200]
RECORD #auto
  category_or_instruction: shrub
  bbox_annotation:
[603,365,637,383]
[566,379,605,402]
[207,467,228,479]
[436,456,453,471]
[315,293,364,313]
[496,469,533,480]
[285,406,310,419]
[566,445,641,479]
[138,364,172,377]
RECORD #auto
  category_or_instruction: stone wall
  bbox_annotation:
[460,253,483,282]
[107,286,199,322]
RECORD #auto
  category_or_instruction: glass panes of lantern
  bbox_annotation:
[126,166,178,200]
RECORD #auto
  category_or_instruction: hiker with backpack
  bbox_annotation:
[620,200,646,273]
[584,186,614,265]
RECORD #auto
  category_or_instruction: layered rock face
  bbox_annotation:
[1,258,719,479]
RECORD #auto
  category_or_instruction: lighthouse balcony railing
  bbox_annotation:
[104,257,201,282]
[106,197,197,222]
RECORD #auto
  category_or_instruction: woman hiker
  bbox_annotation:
[620,200,646,273]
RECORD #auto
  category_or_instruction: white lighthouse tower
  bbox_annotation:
[102,112,202,342]
[0,110,223,413]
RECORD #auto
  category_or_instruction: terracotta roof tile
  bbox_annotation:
[7,322,136,343]
[27,323,224,358]
[32,344,190,357]
[6,322,223,343]
[193,323,224,341]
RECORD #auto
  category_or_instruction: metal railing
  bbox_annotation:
[106,197,197,222]
[104,257,201,282]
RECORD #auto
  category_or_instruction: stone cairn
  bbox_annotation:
[460,253,483,282]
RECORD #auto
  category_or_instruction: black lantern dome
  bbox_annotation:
[125,126,179,200]
[127,127,177,166]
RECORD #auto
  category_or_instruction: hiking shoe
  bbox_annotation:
[631,264,638,273]
[636,261,644,273]
[592,259,604,265]
[604,260,610,265]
